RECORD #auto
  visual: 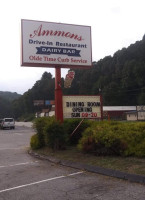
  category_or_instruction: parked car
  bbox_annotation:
[0,119,3,129]
[1,118,15,129]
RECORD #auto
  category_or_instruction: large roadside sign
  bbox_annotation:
[21,19,92,68]
[63,95,103,119]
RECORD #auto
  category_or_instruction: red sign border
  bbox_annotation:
[21,19,92,69]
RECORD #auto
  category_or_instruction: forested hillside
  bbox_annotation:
[0,92,21,118]
[64,35,145,106]
[10,35,145,119]
[12,72,55,119]
[0,91,21,101]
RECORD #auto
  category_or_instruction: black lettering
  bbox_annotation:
[71,113,80,118]
[87,102,100,107]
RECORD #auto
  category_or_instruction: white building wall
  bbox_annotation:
[127,113,137,121]
[138,112,145,120]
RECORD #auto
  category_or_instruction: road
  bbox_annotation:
[0,123,145,200]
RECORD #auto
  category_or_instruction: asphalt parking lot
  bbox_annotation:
[0,123,145,200]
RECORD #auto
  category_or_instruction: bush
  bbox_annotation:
[18,113,35,122]
[33,117,54,147]
[78,121,145,157]
[78,126,127,156]
[32,117,145,157]
[32,117,91,150]
[30,134,42,150]
[63,119,92,145]
[44,119,68,150]
[33,117,69,150]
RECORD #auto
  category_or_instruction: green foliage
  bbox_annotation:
[0,96,13,118]
[12,72,55,119]
[6,35,145,118]
[32,118,145,157]
[44,119,68,150]
[18,113,35,122]
[78,121,145,157]
[0,91,21,118]
[33,117,51,147]
[0,91,21,101]
[32,117,91,150]
[64,36,145,106]
[30,134,42,150]
[63,119,92,145]
[33,117,69,150]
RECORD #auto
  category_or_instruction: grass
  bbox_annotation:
[35,146,145,176]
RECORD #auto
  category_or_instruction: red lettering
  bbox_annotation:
[65,32,72,37]
[48,30,54,36]
[29,24,84,41]
[30,25,42,38]
[29,55,42,61]
[77,36,83,41]
[53,31,65,36]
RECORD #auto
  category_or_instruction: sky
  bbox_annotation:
[1,0,145,94]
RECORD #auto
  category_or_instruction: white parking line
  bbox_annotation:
[14,133,22,135]
[0,171,84,193]
[0,146,30,151]
[0,148,22,150]
[0,161,38,168]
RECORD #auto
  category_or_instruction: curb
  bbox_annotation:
[28,150,145,185]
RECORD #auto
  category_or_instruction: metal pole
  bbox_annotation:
[55,67,63,123]
[100,94,103,121]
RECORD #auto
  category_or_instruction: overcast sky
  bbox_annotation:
[1,0,145,94]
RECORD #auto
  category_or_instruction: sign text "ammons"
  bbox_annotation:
[30,25,84,41]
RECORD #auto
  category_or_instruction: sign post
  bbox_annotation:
[55,67,63,122]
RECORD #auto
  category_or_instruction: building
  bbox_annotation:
[104,106,145,121]
[36,105,145,121]
[103,106,136,120]
[136,106,145,121]
[126,111,138,121]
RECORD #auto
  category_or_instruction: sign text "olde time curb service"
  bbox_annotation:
[21,19,92,68]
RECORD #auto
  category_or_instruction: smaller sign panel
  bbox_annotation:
[33,100,44,106]
[64,71,75,88]
[137,105,145,111]
[138,112,145,120]
[45,100,55,105]
[63,95,102,119]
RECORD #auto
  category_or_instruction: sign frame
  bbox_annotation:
[21,19,92,69]
[63,95,103,120]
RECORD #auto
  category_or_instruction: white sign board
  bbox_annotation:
[21,19,92,68]
[138,112,145,120]
[63,95,102,119]
[137,105,145,111]
[137,105,145,120]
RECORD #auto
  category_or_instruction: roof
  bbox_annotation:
[126,111,137,114]
[103,106,136,111]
